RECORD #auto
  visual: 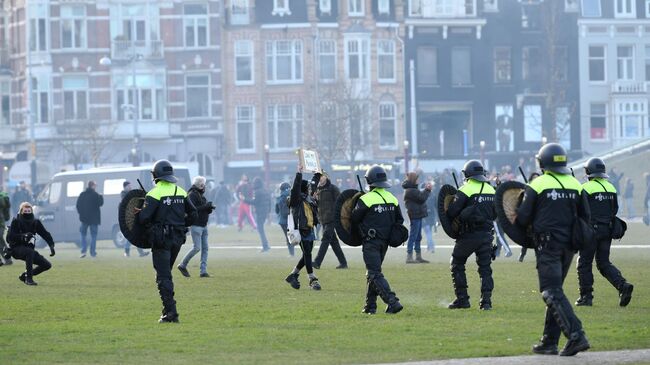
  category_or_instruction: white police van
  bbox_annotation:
[33,166,191,248]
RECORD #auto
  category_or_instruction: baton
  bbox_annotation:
[137,179,147,193]
[516,167,529,262]
[452,172,459,188]
[356,175,364,192]
[518,166,529,184]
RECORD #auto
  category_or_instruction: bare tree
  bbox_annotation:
[56,119,116,169]
[306,80,373,170]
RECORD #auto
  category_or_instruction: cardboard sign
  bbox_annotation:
[299,149,321,173]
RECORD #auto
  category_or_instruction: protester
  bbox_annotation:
[76,180,103,258]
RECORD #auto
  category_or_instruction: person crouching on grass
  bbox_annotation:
[284,164,321,290]
[6,202,55,285]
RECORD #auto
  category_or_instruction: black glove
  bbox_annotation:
[49,246,56,257]
[491,244,498,261]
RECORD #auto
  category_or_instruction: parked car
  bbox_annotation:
[33,166,191,248]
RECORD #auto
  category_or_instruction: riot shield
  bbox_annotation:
[118,189,151,249]
[334,189,364,247]
[437,184,460,239]
[495,180,534,248]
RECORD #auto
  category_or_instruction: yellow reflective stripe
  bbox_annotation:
[458,180,495,197]
[582,178,617,195]
[146,181,187,201]
[359,188,398,206]
[530,172,582,194]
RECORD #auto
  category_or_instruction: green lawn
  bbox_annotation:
[1,223,649,364]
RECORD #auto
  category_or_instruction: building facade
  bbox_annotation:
[221,0,406,182]
[0,0,222,185]
[578,0,650,156]
[405,0,581,171]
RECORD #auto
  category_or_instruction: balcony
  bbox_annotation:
[611,81,648,94]
[408,0,477,18]
[224,7,255,26]
[111,40,164,60]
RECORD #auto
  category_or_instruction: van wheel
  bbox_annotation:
[112,225,127,249]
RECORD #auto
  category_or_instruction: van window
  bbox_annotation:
[67,181,84,197]
[104,179,126,195]
[49,182,62,204]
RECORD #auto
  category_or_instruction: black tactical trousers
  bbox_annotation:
[363,238,398,308]
[314,222,347,267]
[152,237,183,317]
[295,239,314,274]
[577,237,626,292]
[12,245,51,279]
[450,238,493,300]
[535,240,584,344]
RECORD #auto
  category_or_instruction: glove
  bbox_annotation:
[49,246,56,257]
[491,244,498,261]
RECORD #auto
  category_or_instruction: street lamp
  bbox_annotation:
[403,140,410,174]
[99,54,142,167]
[263,144,270,187]
[479,140,486,166]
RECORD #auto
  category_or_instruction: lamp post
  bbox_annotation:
[263,144,270,186]
[99,53,141,166]
[479,140,486,166]
[403,140,410,174]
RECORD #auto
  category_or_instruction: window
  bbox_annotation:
[581,0,601,17]
[590,103,607,140]
[349,103,368,145]
[410,0,477,17]
[267,104,303,150]
[29,4,48,51]
[320,0,332,13]
[319,40,336,81]
[61,5,86,49]
[521,5,540,30]
[493,47,511,83]
[409,0,422,16]
[66,181,84,198]
[235,40,254,84]
[120,4,147,43]
[49,182,62,204]
[556,106,571,149]
[103,179,126,195]
[346,38,370,80]
[484,0,498,12]
[236,105,255,151]
[614,0,635,18]
[523,104,542,142]
[31,76,49,124]
[616,100,646,139]
[273,0,291,16]
[451,47,471,85]
[379,102,396,148]
[348,0,364,16]
[588,45,606,82]
[186,75,210,118]
[417,47,437,85]
[617,46,634,80]
[522,46,541,81]
[231,0,249,25]
[115,73,165,121]
[645,45,650,81]
[266,40,303,83]
[184,4,208,48]
[555,46,568,82]
[1,81,9,125]
[63,76,88,120]
[565,0,579,11]
[377,40,395,82]
[646,0,650,17]
[378,0,390,14]
[495,104,514,152]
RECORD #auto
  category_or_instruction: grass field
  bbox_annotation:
[1,223,649,364]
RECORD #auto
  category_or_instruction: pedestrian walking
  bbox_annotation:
[76,180,103,258]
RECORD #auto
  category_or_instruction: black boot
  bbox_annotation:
[362,281,377,314]
[532,335,559,355]
[159,312,179,323]
[479,292,492,310]
[618,283,634,307]
[560,331,590,356]
[385,299,403,314]
[575,287,593,306]
[448,297,470,309]
[285,273,300,290]
[371,274,403,314]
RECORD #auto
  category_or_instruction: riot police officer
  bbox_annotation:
[6,202,55,285]
[516,143,590,356]
[575,158,633,307]
[446,160,496,310]
[351,165,404,314]
[138,160,197,323]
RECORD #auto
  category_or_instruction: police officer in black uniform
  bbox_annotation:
[138,160,197,323]
[7,202,55,285]
[516,143,590,356]
[446,160,497,310]
[575,157,634,307]
[351,165,404,314]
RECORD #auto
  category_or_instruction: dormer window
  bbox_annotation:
[614,0,635,18]
[319,0,332,14]
[273,0,291,16]
[348,0,364,17]
[378,0,390,15]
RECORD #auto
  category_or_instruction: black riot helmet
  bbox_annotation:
[584,157,608,179]
[151,159,177,183]
[536,143,571,174]
[462,160,488,182]
[365,165,391,188]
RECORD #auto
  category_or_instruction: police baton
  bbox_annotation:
[137,179,147,193]
[356,175,364,192]
[518,166,529,184]
[452,172,459,188]
[516,166,529,262]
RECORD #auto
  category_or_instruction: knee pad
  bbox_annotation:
[542,288,563,305]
